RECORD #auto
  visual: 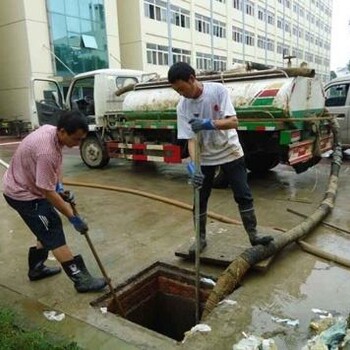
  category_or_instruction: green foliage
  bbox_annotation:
[348,60,350,73]
[330,70,337,80]
[0,308,82,350]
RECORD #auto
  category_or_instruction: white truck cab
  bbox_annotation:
[32,68,148,129]
[324,75,350,148]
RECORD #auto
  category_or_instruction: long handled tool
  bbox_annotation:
[70,202,125,317]
[194,130,201,324]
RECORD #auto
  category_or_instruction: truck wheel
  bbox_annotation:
[212,166,228,188]
[245,154,279,174]
[80,135,110,168]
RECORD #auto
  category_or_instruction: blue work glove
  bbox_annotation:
[189,118,216,133]
[56,182,64,193]
[69,216,89,234]
[187,161,205,189]
[56,183,75,204]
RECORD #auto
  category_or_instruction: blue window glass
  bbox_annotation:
[81,19,92,34]
[46,0,108,76]
[51,14,67,41]
[65,0,80,17]
[47,0,65,14]
[66,17,81,33]
[79,0,92,19]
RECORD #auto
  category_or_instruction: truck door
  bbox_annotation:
[32,79,63,127]
[325,82,350,146]
[67,76,95,118]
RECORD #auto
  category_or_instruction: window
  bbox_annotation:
[146,43,168,65]
[277,43,289,55]
[172,47,191,64]
[257,35,266,49]
[325,84,350,107]
[233,0,242,11]
[245,0,254,16]
[196,52,212,70]
[305,52,314,62]
[47,0,108,76]
[195,13,210,34]
[258,7,265,21]
[266,38,274,51]
[285,21,290,33]
[277,17,283,29]
[267,11,275,25]
[70,77,95,116]
[213,19,226,38]
[213,55,227,71]
[144,0,167,22]
[232,26,243,43]
[244,30,255,46]
[171,5,190,28]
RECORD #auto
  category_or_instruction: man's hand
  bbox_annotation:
[59,191,75,204]
[187,161,204,189]
[69,216,88,234]
[56,183,75,204]
[189,118,216,133]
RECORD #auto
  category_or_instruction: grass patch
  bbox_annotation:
[0,308,82,350]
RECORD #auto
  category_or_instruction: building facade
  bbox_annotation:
[0,0,121,123]
[118,0,332,80]
[0,0,332,123]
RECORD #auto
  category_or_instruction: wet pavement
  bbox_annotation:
[1,137,350,349]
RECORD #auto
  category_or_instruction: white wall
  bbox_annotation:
[0,0,32,121]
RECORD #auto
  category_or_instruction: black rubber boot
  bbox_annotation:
[28,247,62,281]
[188,214,207,256]
[240,209,274,246]
[62,255,107,293]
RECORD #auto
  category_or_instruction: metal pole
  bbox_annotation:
[194,133,201,324]
[193,113,201,323]
[167,0,173,66]
[210,0,214,70]
[242,0,246,63]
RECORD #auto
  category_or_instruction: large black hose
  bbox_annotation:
[202,118,342,320]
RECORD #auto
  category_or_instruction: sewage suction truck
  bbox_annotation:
[32,66,333,187]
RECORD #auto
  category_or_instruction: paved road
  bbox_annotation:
[1,138,350,349]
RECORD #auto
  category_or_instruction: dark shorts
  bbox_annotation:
[3,194,66,250]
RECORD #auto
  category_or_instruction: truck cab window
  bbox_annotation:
[70,77,95,116]
[325,84,349,107]
[116,77,138,89]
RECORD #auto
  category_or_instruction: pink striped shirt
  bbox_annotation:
[3,125,63,200]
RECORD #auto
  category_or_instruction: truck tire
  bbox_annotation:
[80,134,110,168]
[245,154,279,174]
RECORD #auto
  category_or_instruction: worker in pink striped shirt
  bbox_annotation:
[3,110,106,293]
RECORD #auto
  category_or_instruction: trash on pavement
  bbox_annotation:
[218,299,237,306]
[200,277,216,286]
[271,316,299,327]
[182,323,212,343]
[43,310,65,321]
[232,335,277,350]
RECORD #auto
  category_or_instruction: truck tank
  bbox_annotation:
[122,68,325,120]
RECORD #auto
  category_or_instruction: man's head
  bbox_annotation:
[168,62,203,99]
[56,110,89,147]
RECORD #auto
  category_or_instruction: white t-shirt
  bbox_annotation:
[177,82,244,166]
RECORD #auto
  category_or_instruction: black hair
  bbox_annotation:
[56,110,89,135]
[168,62,196,83]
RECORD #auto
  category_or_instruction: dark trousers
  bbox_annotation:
[195,157,253,233]
[3,194,66,250]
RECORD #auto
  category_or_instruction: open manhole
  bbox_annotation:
[91,262,215,341]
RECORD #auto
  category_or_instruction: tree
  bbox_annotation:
[347,59,350,73]
[330,70,337,80]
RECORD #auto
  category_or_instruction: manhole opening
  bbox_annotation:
[91,262,214,342]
